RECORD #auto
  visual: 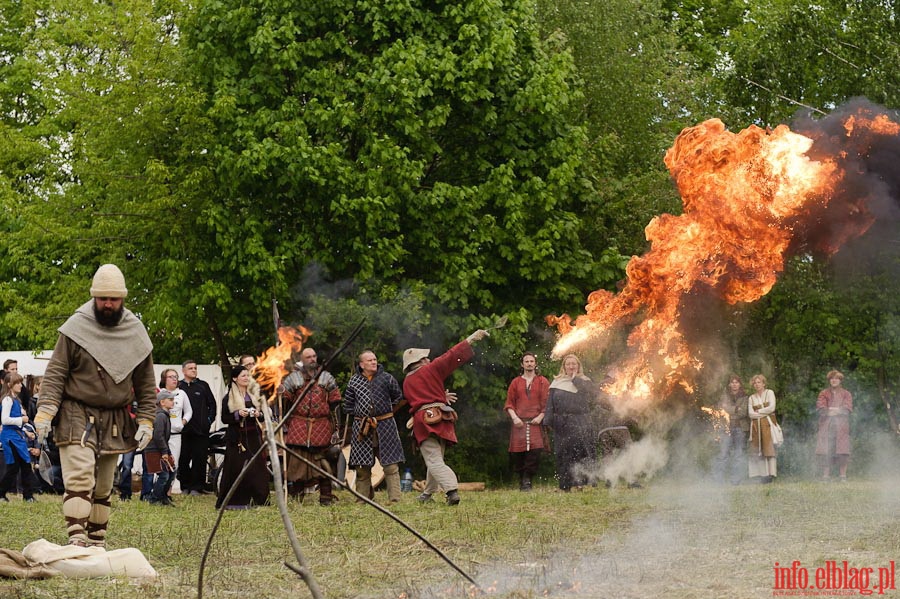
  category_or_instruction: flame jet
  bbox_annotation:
[549,100,900,414]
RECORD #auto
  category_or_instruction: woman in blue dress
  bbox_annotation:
[0,372,36,502]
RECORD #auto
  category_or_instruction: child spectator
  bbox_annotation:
[145,390,177,506]
[0,373,36,502]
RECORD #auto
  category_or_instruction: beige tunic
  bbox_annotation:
[748,389,777,477]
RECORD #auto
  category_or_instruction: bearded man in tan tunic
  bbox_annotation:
[34,264,157,547]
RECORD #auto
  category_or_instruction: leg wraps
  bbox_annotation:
[87,454,118,546]
[355,466,373,499]
[63,490,93,545]
[383,463,401,502]
[318,477,334,502]
[419,436,458,496]
[87,493,111,546]
[60,446,119,546]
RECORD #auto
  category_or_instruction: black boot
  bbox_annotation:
[519,475,532,492]
[446,489,460,505]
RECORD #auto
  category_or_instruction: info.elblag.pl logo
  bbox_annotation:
[773,560,896,596]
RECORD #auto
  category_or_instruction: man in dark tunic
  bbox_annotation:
[343,350,404,502]
[177,360,217,495]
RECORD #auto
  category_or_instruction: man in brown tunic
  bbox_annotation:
[504,352,549,491]
[34,264,157,547]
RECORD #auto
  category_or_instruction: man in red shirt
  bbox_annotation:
[504,352,549,491]
[402,329,489,506]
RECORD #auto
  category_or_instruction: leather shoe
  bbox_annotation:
[415,493,433,503]
[446,490,460,506]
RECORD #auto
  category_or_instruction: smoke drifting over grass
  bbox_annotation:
[598,436,669,487]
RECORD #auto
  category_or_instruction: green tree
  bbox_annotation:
[177,0,629,385]
[535,0,716,262]
[662,0,900,124]
[184,0,612,320]
[0,0,278,366]
[0,0,622,458]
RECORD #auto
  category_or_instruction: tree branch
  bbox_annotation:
[740,77,827,115]
[822,46,860,70]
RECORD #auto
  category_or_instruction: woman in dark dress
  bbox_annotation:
[216,365,270,509]
[544,354,597,491]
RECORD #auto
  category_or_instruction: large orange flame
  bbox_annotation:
[549,106,899,413]
[253,325,312,397]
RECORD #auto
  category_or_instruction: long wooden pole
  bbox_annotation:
[261,394,324,598]
[272,297,289,500]
[279,389,288,502]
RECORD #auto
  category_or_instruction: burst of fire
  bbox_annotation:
[253,325,312,397]
[549,104,900,412]
[700,406,731,441]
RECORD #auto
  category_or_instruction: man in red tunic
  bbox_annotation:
[282,347,342,505]
[815,369,853,481]
[504,352,549,491]
[402,329,489,505]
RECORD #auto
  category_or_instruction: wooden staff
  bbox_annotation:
[279,387,288,502]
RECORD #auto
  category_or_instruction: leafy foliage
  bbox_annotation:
[0,0,227,362]
[183,0,610,324]
[663,0,900,124]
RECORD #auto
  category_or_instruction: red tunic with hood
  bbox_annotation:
[403,341,474,446]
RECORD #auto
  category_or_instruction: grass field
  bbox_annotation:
[1,476,899,598]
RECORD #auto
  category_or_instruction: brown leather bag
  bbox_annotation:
[422,406,443,424]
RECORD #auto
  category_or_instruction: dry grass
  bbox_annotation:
[2,477,899,598]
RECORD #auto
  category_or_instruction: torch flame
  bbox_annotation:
[550,105,899,412]
[253,326,312,396]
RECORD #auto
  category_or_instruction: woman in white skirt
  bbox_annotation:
[748,374,777,483]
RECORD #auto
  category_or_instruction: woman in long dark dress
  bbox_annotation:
[544,354,597,491]
[216,365,270,509]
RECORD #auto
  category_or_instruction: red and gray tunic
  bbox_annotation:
[404,341,474,446]
[282,370,341,448]
[504,375,549,452]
